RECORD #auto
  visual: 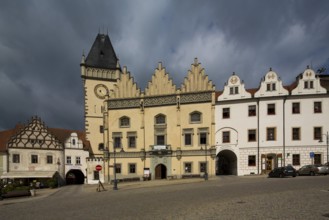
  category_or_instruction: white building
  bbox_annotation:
[0,116,91,185]
[216,67,329,176]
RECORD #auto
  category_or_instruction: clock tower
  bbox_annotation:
[80,33,121,155]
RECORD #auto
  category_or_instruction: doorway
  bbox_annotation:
[66,169,85,184]
[216,150,237,175]
[155,164,167,179]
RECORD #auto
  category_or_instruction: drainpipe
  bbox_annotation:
[257,99,260,174]
[283,96,287,167]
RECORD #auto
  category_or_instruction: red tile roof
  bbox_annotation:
[0,123,91,153]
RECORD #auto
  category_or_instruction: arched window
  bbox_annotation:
[98,143,104,151]
[155,114,166,125]
[190,111,201,123]
[120,116,130,127]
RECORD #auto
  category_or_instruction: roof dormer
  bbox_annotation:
[217,73,251,101]
[254,68,288,97]
[291,66,327,95]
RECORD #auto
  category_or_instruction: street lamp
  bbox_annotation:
[201,145,208,181]
[103,147,109,183]
[56,158,61,188]
[113,145,118,190]
[113,144,124,190]
[319,131,329,164]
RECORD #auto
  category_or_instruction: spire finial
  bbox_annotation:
[194,57,198,65]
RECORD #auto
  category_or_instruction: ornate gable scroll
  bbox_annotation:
[7,116,62,149]
[110,66,141,98]
[181,58,214,93]
[144,62,176,96]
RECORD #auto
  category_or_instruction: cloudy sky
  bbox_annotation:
[0,0,328,131]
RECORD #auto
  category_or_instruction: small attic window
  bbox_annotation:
[100,50,104,57]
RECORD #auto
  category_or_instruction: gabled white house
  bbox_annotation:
[216,67,329,176]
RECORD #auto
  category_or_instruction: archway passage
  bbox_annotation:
[66,169,85,184]
[216,150,237,175]
[155,164,167,179]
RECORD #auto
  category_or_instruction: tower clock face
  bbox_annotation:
[94,84,109,99]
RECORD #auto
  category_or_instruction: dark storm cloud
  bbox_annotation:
[0,0,329,130]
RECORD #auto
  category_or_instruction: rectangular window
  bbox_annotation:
[310,81,314,89]
[248,155,256,166]
[200,162,207,173]
[93,171,99,180]
[222,131,230,143]
[115,164,121,174]
[185,133,192,146]
[267,83,276,91]
[267,127,276,141]
[304,81,314,89]
[155,128,166,146]
[314,102,322,113]
[314,127,322,140]
[76,156,81,165]
[31,155,38,164]
[230,86,239,95]
[248,105,256,117]
[114,137,121,148]
[248,129,256,142]
[292,154,300,166]
[129,164,136,174]
[100,125,104,133]
[127,132,137,148]
[222,108,230,119]
[267,104,275,115]
[292,102,300,114]
[292,128,300,141]
[66,156,71,164]
[200,132,207,145]
[156,135,165,145]
[184,162,192,173]
[47,155,53,164]
[113,132,122,148]
[183,129,193,146]
[128,136,136,148]
[13,154,20,163]
[314,154,321,164]
[272,83,276,91]
[304,81,308,89]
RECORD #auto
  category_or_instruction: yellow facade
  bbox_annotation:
[82,34,216,182]
[101,60,217,181]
